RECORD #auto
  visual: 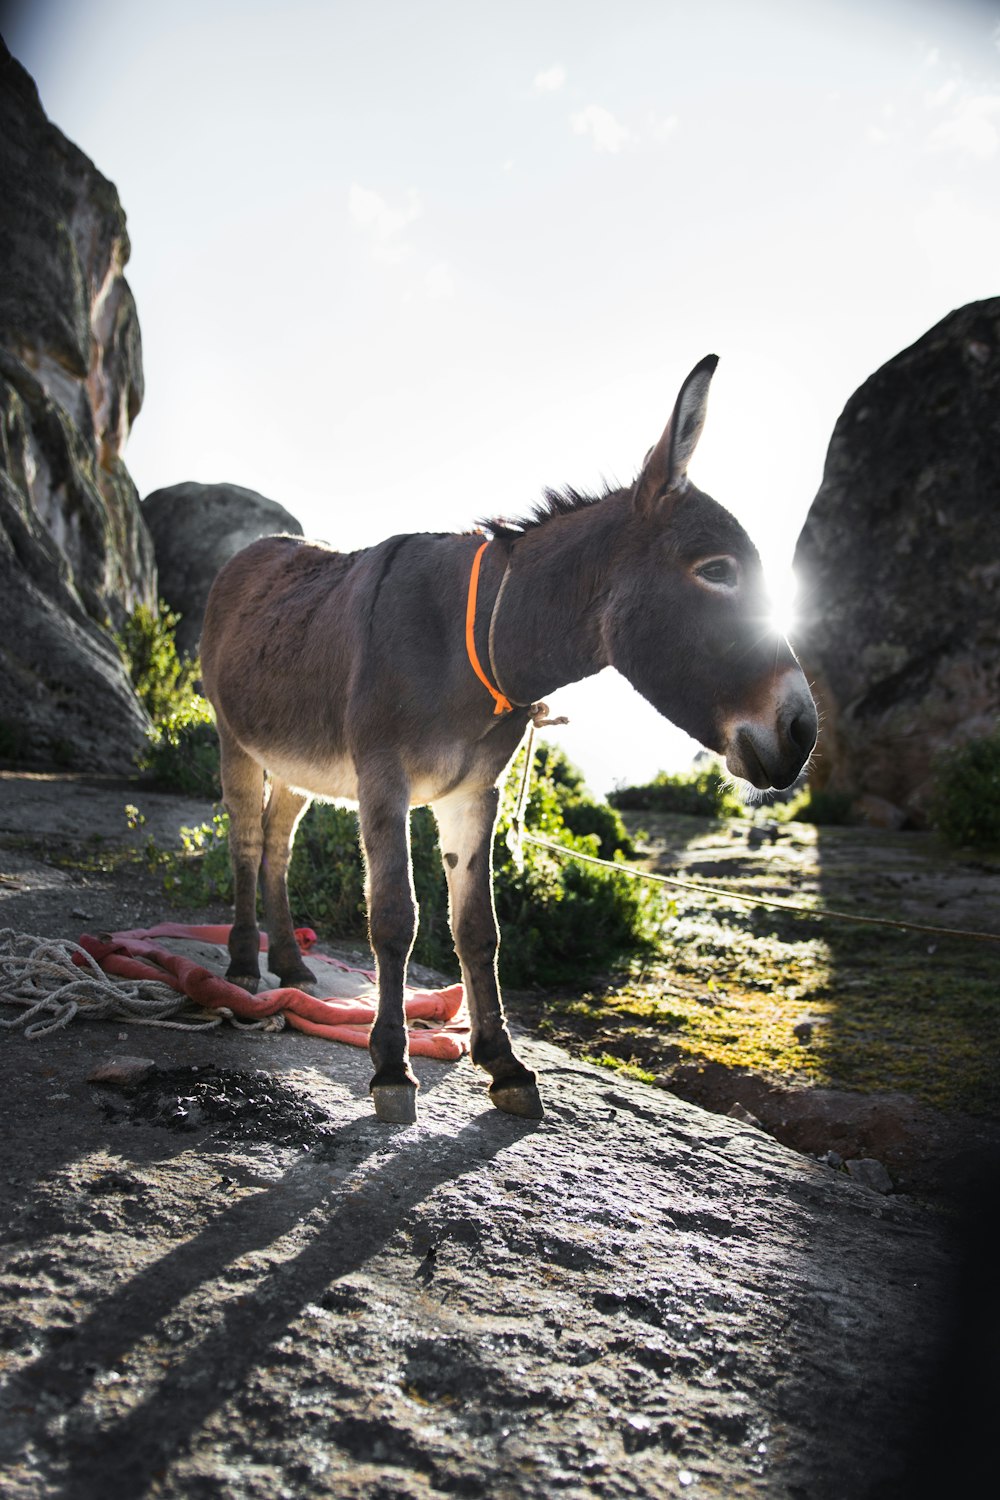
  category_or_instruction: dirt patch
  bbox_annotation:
[0,766,234,940]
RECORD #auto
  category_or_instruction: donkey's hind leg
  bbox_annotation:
[358,765,419,1124]
[434,789,543,1119]
[261,777,315,988]
[219,730,266,992]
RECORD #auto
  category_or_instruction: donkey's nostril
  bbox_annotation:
[789,709,817,758]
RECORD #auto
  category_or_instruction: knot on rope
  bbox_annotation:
[529,701,570,728]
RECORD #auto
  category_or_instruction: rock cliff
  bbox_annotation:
[793,298,1000,820]
[0,40,154,769]
[142,483,303,657]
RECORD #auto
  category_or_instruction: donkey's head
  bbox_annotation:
[604,356,817,790]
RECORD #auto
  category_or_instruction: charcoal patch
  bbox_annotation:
[96,1065,335,1148]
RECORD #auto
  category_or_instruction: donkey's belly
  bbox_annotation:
[247,745,360,802]
[245,744,473,808]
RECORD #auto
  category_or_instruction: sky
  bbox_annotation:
[5,0,1000,795]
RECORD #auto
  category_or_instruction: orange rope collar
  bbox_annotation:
[465,540,513,715]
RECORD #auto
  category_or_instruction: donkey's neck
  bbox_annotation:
[489,491,627,705]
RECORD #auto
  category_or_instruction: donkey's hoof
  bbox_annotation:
[280,972,317,993]
[490,1083,544,1120]
[371,1085,419,1125]
[226,972,260,994]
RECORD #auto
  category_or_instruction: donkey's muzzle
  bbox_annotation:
[723,671,818,791]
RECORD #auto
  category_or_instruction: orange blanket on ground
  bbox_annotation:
[75,924,470,1061]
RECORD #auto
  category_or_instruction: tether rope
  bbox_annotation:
[0,929,282,1038]
[508,729,998,947]
[520,833,1000,946]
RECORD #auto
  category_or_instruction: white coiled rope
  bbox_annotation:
[0,929,283,1038]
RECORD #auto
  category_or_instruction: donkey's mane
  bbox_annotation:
[483,481,623,541]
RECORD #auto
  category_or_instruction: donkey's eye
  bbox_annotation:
[695,557,739,588]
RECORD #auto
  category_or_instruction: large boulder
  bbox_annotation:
[792,298,1000,821]
[0,42,154,770]
[141,483,303,657]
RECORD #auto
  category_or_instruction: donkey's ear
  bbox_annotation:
[634,353,719,512]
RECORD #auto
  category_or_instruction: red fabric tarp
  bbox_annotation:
[75,924,470,1060]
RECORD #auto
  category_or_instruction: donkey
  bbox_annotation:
[200,355,817,1125]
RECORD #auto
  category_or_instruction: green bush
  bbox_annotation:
[778,786,853,826]
[115,600,222,795]
[929,729,1000,850]
[164,741,662,988]
[561,796,635,860]
[491,743,656,985]
[115,601,200,724]
[609,760,744,819]
[143,703,221,799]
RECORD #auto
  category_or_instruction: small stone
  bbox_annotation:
[748,820,781,848]
[88,1056,157,1088]
[726,1102,763,1129]
[854,794,907,831]
[622,1412,656,1453]
[845,1158,893,1194]
[794,1015,829,1044]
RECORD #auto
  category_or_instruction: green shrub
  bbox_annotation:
[561,796,635,860]
[163,741,661,988]
[609,760,744,819]
[779,786,854,826]
[115,600,222,795]
[115,601,200,724]
[929,729,1000,850]
[143,703,221,799]
[491,743,657,986]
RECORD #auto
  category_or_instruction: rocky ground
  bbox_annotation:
[1,769,997,1498]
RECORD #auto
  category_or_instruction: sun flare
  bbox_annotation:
[766,567,800,640]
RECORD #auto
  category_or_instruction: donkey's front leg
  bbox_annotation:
[358,769,419,1124]
[219,730,266,992]
[434,789,543,1119]
[260,777,316,988]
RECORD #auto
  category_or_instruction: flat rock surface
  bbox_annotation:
[0,1020,962,1500]
[0,771,990,1497]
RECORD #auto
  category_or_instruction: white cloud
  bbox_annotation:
[348,183,422,263]
[648,111,678,143]
[424,261,455,300]
[534,63,566,93]
[928,93,1000,160]
[924,78,957,110]
[570,104,632,153]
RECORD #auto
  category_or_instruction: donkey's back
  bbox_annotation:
[202,530,510,802]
